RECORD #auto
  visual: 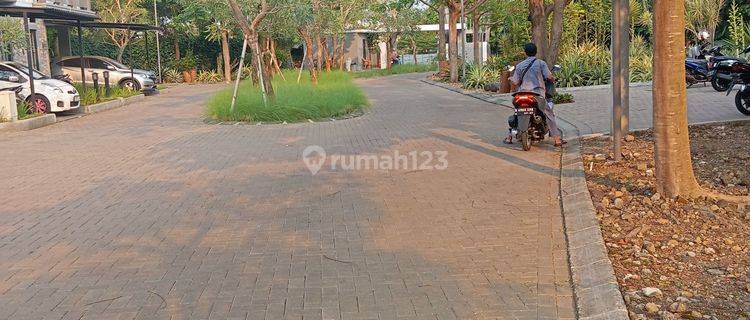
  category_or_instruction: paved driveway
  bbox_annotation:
[0,75,574,319]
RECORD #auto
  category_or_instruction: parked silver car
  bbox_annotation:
[52,56,156,91]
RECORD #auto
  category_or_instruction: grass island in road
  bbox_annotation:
[207,70,369,123]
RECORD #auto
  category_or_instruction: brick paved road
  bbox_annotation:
[0,75,574,320]
[556,85,750,136]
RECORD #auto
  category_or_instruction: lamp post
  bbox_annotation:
[611,0,630,161]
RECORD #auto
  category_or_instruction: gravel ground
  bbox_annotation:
[582,121,750,320]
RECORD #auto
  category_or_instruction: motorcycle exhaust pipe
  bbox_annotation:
[717,73,734,80]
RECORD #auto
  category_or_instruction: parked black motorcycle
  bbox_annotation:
[709,46,749,91]
[724,53,750,115]
[685,45,746,91]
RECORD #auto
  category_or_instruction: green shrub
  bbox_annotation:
[206,70,369,123]
[557,39,653,87]
[163,68,183,83]
[16,101,39,120]
[552,92,574,104]
[196,70,223,83]
[179,53,197,72]
[463,64,499,89]
[629,35,653,83]
[73,84,139,105]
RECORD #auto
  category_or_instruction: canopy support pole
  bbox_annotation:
[23,12,36,104]
[77,20,85,89]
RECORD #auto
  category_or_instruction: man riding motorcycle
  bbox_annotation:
[504,43,566,147]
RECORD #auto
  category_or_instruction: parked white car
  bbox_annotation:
[0,61,80,114]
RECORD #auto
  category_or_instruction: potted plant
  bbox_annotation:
[180,53,197,83]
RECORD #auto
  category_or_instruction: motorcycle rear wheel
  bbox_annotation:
[711,77,731,92]
[735,92,750,115]
[519,132,532,151]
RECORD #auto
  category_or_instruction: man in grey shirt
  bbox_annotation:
[505,43,565,147]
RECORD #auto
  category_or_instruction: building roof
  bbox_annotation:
[0,0,97,20]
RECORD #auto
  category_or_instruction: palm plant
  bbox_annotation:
[463,65,499,90]
[685,0,725,42]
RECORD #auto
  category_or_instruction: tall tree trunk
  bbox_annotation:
[412,39,418,64]
[117,46,125,63]
[322,37,331,72]
[652,0,702,198]
[389,33,399,68]
[299,28,318,85]
[547,0,566,65]
[472,13,481,66]
[249,33,274,100]
[438,5,447,62]
[528,0,548,62]
[269,38,285,80]
[386,38,393,70]
[221,29,231,83]
[315,34,324,72]
[448,9,460,82]
[174,37,181,60]
[330,36,338,70]
[337,37,347,69]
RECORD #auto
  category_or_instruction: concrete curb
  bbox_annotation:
[421,78,514,108]
[560,139,629,320]
[0,114,56,132]
[0,92,150,133]
[83,94,146,114]
[558,82,652,93]
[422,77,629,319]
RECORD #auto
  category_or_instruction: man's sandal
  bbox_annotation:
[554,140,568,147]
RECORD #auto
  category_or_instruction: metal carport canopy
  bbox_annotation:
[43,20,163,32]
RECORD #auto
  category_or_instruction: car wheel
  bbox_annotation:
[120,79,141,91]
[26,95,50,114]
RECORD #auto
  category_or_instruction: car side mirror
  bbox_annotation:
[8,76,19,82]
[106,65,116,71]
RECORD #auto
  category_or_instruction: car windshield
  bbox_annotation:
[98,57,129,69]
[6,62,48,80]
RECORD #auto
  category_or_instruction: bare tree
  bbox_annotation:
[227,0,274,99]
[98,0,147,62]
[527,0,568,65]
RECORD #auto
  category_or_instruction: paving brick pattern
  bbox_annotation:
[557,85,750,135]
[0,75,574,320]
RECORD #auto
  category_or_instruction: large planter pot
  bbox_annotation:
[500,70,512,93]
[182,71,193,83]
[190,69,197,82]
[437,61,450,77]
